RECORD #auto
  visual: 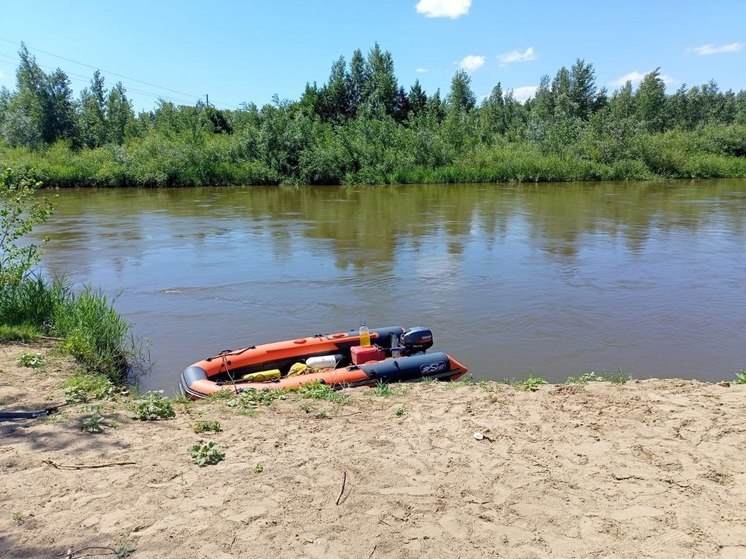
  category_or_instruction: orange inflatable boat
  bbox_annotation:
[180,325,468,399]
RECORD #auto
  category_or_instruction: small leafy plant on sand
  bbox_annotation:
[193,420,221,434]
[208,388,234,400]
[172,393,192,405]
[254,463,264,473]
[189,441,225,467]
[520,376,548,392]
[566,369,633,385]
[17,351,44,368]
[114,533,136,558]
[314,407,331,419]
[227,387,287,410]
[131,391,175,420]
[81,407,105,433]
[296,381,349,403]
[374,381,392,397]
[566,371,605,385]
[12,512,25,524]
[394,404,406,416]
[64,372,119,404]
[735,370,746,384]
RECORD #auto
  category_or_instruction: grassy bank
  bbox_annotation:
[2,123,745,188]
[0,274,135,383]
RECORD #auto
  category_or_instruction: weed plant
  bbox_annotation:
[520,376,548,392]
[131,391,176,420]
[227,388,287,409]
[81,407,105,433]
[63,373,118,404]
[566,369,632,384]
[189,441,225,467]
[373,381,392,397]
[296,381,349,404]
[735,370,746,384]
[17,351,44,368]
[193,420,221,433]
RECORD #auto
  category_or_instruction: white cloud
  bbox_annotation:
[611,70,674,87]
[416,0,471,19]
[416,67,429,74]
[497,47,537,65]
[689,42,743,55]
[611,71,647,87]
[458,55,485,72]
[510,86,538,103]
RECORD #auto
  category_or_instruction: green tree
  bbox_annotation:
[347,48,368,117]
[408,80,428,118]
[361,43,398,117]
[107,82,134,144]
[569,59,597,119]
[482,82,507,136]
[635,69,667,132]
[447,70,476,113]
[610,81,636,120]
[2,44,78,147]
[79,70,108,148]
[0,168,54,286]
[319,56,350,123]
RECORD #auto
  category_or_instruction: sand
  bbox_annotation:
[1,342,745,558]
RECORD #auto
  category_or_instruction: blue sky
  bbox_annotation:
[1,0,744,112]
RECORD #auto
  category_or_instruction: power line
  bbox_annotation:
[0,48,199,107]
[0,37,239,109]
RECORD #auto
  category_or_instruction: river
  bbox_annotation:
[35,180,746,391]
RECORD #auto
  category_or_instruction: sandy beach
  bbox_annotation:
[1,342,745,558]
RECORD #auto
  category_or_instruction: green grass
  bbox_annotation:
[63,372,118,403]
[295,381,350,404]
[566,368,633,385]
[0,323,42,342]
[53,286,134,382]
[373,381,392,397]
[1,273,137,383]
[734,370,746,384]
[193,420,221,434]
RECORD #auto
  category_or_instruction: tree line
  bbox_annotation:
[1,42,745,186]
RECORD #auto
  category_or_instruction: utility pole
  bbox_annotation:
[205,94,210,108]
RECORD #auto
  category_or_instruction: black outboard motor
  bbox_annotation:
[399,327,433,356]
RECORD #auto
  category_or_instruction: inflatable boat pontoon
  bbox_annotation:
[180,325,467,399]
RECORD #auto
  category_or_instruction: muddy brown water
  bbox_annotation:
[35,180,746,391]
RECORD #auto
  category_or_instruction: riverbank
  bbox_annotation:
[1,342,745,558]
[3,122,746,188]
